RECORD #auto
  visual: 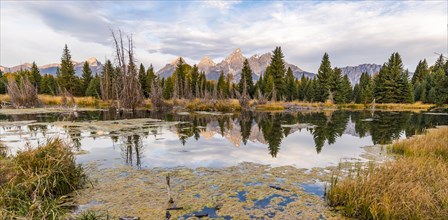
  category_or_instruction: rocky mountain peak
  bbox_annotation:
[198,56,215,67]
[86,57,100,66]
[170,57,185,65]
[224,48,244,63]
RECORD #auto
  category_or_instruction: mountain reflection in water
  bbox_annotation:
[0,110,447,169]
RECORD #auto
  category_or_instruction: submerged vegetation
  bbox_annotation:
[0,139,86,219]
[326,127,448,219]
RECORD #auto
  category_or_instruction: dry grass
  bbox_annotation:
[390,127,448,160]
[254,102,286,111]
[0,139,86,219]
[182,98,241,112]
[326,127,448,220]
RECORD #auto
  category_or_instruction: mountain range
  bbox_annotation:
[0,49,383,85]
[0,57,103,76]
[157,48,315,81]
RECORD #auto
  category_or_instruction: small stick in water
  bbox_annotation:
[166,174,174,204]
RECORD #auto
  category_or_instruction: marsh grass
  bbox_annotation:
[184,98,241,112]
[0,139,86,219]
[326,127,448,220]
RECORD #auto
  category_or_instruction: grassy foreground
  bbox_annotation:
[326,127,448,219]
[0,139,86,219]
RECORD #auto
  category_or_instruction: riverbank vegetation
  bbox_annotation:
[0,139,86,219]
[1,37,447,110]
[326,127,448,219]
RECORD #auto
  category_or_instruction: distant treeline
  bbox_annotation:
[1,45,447,105]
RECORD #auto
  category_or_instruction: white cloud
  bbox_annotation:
[1,1,446,72]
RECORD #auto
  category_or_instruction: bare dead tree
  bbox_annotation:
[236,78,250,111]
[7,76,40,108]
[57,86,76,108]
[111,29,145,111]
[150,77,164,110]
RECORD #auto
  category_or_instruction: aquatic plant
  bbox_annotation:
[326,127,448,219]
[0,138,87,219]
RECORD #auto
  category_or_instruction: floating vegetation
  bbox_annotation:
[0,138,86,219]
[73,162,345,219]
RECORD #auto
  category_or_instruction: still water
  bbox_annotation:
[1,110,447,169]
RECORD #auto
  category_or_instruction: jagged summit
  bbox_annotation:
[170,57,185,65]
[156,48,315,81]
[198,56,216,67]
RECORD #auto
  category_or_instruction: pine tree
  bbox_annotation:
[374,52,410,103]
[163,76,174,99]
[352,83,361,103]
[217,71,226,99]
[86,74,101,98]
[138,63,147,97]
[174,57,185,98]
[190,65,199,98]
[57,44,78,95]
[0,70,6,94]
[269,47,286,100]
[81,61,92,96]
[29,62,41,91]
[335,74,352,104]
[358,72,374,104]
[239,59,254,98]
[146,64,155,96]
[42,74,58,95]
[316,53,333,102]
[283,67,295,101]
[411,59,429,84]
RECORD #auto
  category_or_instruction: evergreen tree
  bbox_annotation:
[316,53,333,102]
[374,52,411,103]
[352,83,361,103]
[86,74,101,98]
[174,57,185,98]
[190,65,199,98]
[138,63,147,97]
[285,67,296,101]
[358,72,374,104]
[57,44,78,95]
[40,74,57,95]
[146,64,155,97]
[432,54,445,73]
[29,62,41,91]
[298,74,308,101]
[239,59,254,98]
[81,61,92,96]
[411,59,429,84]
[434,58,448,104]
[268,47,286,100]
[217,71,226,98]
[0,70,7,94]
[335,74,352,104]
[163,76,174,99]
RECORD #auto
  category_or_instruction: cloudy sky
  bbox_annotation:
[1,0,446,72]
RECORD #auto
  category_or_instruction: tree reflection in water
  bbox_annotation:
[121,134,144,168]
[165,111,447,157]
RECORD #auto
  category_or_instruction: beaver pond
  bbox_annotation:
[1,110,447,219]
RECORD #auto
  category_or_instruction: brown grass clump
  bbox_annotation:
[326,127,448,220]
[390,127,448,160]
[0,139,86,219]
[184,98,241,112]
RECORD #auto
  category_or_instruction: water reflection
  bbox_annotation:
[1,110,447,168]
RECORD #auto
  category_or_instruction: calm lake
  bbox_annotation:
[1,110,447,170]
